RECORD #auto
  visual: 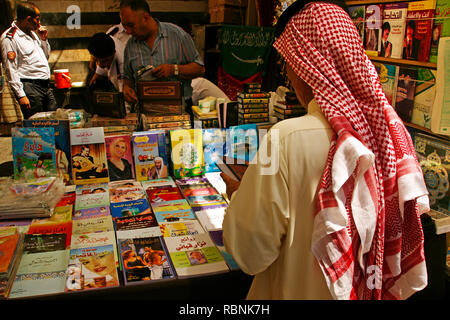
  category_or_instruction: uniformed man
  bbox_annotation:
[0,2,57,119]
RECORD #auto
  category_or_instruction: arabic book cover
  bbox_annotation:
[66,244,119,292]
[23,119,72,183]
[70,127,109,185]
[119,236,176,284]
[163,233,228,278]
[12,127,57,181]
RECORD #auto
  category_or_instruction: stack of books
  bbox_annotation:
[273,91,307,121]
[237,83,270,124]
[144,113,191,132]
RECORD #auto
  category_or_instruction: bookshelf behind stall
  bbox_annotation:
[346,0,449,299]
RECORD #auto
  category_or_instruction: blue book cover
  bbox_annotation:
[12,127,57,180]
[150,199,195,223]
[118,236,176,284]
[110,198,152,219]
[23,119,72,183]
[132,131,168,181]
[202,128,226,173]
[225,124,259,163]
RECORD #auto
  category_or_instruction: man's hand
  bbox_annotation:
[220,173,241,200]
[151,64,175,78]
[123,83,138,104]
[19,96,31,110]
[37,26,48,41]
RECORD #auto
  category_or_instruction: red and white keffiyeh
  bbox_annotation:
[273,2,429,300]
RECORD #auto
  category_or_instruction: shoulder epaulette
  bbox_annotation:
[5,26,17,39]
[108,27,119,36]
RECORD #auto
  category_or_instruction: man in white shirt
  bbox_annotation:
[0,2,57,119]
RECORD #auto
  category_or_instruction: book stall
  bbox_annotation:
[0,0,449,302]
[0,79,274,299]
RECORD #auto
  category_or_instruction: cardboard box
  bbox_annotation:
[209,6,246,24]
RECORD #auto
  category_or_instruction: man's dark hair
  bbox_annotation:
[16,1,38,21]
[88,33,115,58]
[382,21,391,32]
[120,0,151,13]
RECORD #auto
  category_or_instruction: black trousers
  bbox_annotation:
[20,79,57,119]
[185,97,193,127]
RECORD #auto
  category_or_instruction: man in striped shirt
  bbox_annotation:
[119,0,205,119]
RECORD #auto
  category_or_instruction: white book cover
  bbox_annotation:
[382,2,408,59]
[71,231,119,267]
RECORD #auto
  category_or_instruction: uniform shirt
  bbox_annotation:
[223,100,334,300]
[94,36,125,91]
[123,20,204,99]
[0,21,51,98]
[106,23,131,48]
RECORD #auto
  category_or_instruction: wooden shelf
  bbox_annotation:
[369,56,437,69]
[404,122,450,140]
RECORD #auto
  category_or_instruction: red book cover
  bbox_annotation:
[403,0,437,61]
[146,186,184,203]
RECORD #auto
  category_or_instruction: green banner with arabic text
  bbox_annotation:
[219,25,274,78]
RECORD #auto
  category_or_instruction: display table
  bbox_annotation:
[23,270,253,300]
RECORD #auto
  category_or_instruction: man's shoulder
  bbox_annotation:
[1,26,17,42]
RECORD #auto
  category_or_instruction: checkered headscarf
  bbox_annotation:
[273,2,429,300]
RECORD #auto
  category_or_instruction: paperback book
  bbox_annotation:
[73,206,111,220]
[225,124,258,163]
[23,119,72,183]
[395,66,418,122]
[132,131,168,181]
[150,199,194,223]
[74,183,110,211]
[209,229,239,271]
[364,4,383,56]
[382,2,409,59]
[118,236,176,284]
[141,177,176,189]
[202,128,226,173]
[71,231,119,267]
[170,129,205,178]
[23,233,66,253]
[349,5,366,44]
[403,0,437,61]
[373,62,399,107]
[114,213,161,240]
[71,215,115,234]
[104,134,135,181]
[70,127,109,185]
[9,249,69,298]
[429,0,450,63]
[66,244,119,292]
[146,186,184,203]
[110,198,152,218]
[164,233,228,278]
[411,68,437,129]
[12,127,57,180]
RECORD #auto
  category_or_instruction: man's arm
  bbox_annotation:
[151,62,204,79]
[1,38,30,109]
